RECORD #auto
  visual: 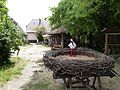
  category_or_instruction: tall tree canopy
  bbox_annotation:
[49,0,120,51]
[0,0,25,66]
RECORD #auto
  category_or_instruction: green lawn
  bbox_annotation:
[0,57,27,84]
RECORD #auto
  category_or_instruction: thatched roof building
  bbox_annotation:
[48,28,67,35]
[48,28,71,50]
[102,27,120,33]
[102,27,120,55]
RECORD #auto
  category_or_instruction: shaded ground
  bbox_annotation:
[22,60,64,90]
[1,44,120,90]
[22,59,120,90]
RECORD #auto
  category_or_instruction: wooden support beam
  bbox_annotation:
[92,77,96,87]
[63,77,97,90]
[61,33,64,49]
[97,77,102,90]
[104,33,108,55]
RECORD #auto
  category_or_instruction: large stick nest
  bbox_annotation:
[43,47,115,78]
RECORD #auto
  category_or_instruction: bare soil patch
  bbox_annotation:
[22,60,64,90]
[55,55,96,61]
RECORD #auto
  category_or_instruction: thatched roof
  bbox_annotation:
[48,28,67,35]
[102,27,120,33]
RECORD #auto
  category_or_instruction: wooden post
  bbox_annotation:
[61,33,64,49]
[92,77,96,87]
[104,33,108,55]
[97,77,102,90]
[68,77,72,90]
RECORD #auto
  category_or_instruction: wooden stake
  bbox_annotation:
[104,33,108,55]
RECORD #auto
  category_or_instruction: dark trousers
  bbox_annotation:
[68,49,76,56]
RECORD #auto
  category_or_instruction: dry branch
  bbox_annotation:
[43,47,116,79]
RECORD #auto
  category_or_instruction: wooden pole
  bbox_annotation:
[92,77,96,87]
[104,33,108,55]
[98,77,102,90]
[61,33,64,49]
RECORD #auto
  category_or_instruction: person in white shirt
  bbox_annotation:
[68,39,76,56]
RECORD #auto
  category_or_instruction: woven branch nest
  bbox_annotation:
[43,47,115,78]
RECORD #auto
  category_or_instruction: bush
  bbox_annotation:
[0,1,25,66]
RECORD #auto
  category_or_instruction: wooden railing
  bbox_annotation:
[51,44,62,50]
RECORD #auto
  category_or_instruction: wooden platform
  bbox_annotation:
[53,74,101,90]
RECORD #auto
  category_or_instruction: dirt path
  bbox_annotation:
[1,44,52,90]
[1,44,120,90]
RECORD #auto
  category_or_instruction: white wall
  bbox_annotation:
[27,32,37,40]
[26,18,51,42]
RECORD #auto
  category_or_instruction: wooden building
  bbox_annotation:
[102,27,120,55]
[48,28,71,50]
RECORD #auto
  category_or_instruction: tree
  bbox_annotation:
[49,0,120,52]
[0,0,25,66]
[34,26,45,43]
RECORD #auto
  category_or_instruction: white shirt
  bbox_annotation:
[68,42,76,49]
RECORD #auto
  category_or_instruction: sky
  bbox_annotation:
[7,0,60,32]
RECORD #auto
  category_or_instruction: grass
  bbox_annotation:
[0,57,27,84]
[23,82,49,90]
